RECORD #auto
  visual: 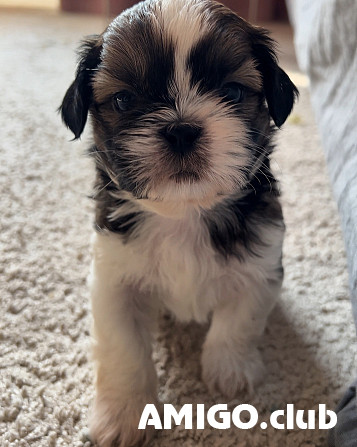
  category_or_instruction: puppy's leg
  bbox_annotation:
[201,272,281,399]
[89,233,158,447]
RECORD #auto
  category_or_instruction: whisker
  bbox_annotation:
[248,127,272,140]
[255,167,274,192]
[92,177,116,198]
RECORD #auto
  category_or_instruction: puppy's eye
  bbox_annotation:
[113,91,135,112]
[220,82,245,104]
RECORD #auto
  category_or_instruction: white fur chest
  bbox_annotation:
[96,208,230,322]
[133,209,225,322]
[92,202,283,324]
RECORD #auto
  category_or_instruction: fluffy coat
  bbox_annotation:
[60,1,298,446]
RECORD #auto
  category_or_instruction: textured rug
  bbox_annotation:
[0,9,356,447]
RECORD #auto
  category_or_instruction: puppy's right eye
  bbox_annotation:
[220,82,245,104]
[113,91,135,112]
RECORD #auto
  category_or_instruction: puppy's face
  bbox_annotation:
[61,0,297,207]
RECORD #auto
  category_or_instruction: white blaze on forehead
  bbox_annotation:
[156,0,208,57]
[155,0,210,106]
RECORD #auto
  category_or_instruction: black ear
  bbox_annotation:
[60,35,102,139]
[252,29,299,127]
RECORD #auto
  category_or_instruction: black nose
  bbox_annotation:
[161,123,202,155]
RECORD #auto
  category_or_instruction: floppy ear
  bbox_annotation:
[60,35,102,139]
[251,29,299,127]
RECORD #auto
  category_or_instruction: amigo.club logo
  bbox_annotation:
[138,404,337,430]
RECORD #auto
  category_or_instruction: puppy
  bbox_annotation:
[61,0,298,446]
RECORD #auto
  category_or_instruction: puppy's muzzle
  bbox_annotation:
[160,123,202,155]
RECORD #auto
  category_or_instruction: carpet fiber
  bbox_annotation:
[0,9,356,447]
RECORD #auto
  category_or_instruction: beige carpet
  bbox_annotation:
[0,9,356,447]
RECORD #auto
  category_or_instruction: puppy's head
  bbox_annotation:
[61,0,298,208]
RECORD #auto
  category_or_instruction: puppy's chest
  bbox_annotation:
[130,212,225,321]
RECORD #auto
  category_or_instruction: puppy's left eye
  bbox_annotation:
[113,91,135,112]
[220,82,245,104]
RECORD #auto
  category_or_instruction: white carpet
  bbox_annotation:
[0,9,356,447]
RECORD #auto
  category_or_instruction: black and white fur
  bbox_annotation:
[61,1,298,446]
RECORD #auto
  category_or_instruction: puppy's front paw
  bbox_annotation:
[201,344,264,399]
[89,397,156,447]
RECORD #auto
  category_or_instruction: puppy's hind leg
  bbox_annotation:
[89,232,158,447]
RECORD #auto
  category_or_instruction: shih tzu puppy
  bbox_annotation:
[60,0,298,445]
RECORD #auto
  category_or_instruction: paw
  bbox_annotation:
[201,344,264,399]
[89,396,157,447]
